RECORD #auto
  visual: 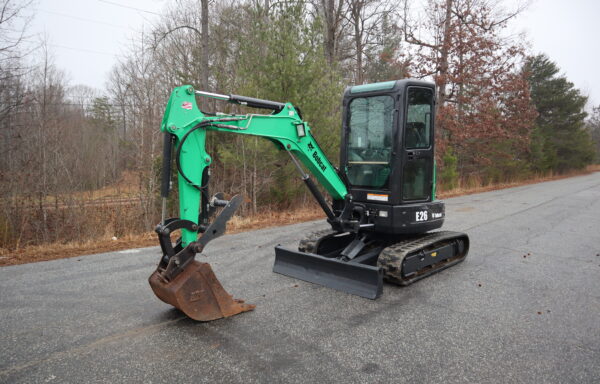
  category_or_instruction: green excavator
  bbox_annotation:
[149,80,469,321]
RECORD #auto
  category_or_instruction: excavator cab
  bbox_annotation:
[337,80,444,234]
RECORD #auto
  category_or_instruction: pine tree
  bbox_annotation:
[218,1,344,209]
[586,106,600,162]
[525,54,595,172]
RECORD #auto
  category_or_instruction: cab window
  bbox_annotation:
[346,95,394,188]
[405,88,433,149]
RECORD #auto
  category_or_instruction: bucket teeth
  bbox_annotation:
[149,261,254,321]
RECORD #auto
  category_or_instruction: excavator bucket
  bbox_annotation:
[150,195,253,321]
[149,260,255,321]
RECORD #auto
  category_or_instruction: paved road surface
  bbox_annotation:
[1,173,599,383]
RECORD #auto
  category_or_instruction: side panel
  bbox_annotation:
[362,201,445,234]
[331,199,444,234]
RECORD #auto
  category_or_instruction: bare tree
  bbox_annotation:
[344,0,397,84]
[200,0,209,90]
[403,0,528,118]
[0,0,33,77]
[314,0,349,66]
[402,0,454,117]
[0,0,33,173]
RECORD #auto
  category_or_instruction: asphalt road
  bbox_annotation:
[1,173,599,383]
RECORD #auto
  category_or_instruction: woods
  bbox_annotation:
[0,0,598,251]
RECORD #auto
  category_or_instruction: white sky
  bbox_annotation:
[30,0,600,108]
[509,0,600,109]
[30,0,165,92]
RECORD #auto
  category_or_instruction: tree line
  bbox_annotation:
[0,0,598,249]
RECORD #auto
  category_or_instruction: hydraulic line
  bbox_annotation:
[287,150,336,221]
[175,122,210,192]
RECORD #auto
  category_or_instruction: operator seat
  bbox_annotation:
[405,122,426,148]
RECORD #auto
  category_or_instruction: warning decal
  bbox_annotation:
[367,193,388,202]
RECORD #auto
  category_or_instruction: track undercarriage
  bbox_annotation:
[273,228,469,299]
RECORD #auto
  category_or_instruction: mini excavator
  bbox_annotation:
[149,80,469,321]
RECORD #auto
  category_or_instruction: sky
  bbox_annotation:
[509,0,600,109]
[29,0,166,90]
[29,0,600,109]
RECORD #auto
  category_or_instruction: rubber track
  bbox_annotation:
[377,231,469,286]
[298,229,339,253]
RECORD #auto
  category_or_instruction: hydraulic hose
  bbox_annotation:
[175,122,210,192]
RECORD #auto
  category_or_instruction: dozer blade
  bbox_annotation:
[273,246,383,299]
[149,260,255,321]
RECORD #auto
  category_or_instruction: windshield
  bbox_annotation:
[346,95,394,189]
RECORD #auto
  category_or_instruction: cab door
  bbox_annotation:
[401,86,435,202]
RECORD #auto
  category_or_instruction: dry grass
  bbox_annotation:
[437,164,600,199]
[1,171,141,207]
[73,171,140,200]
[2,165,599,267]
[0,206,325,266]
[0,232,157,266]
[227,207,324,234]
